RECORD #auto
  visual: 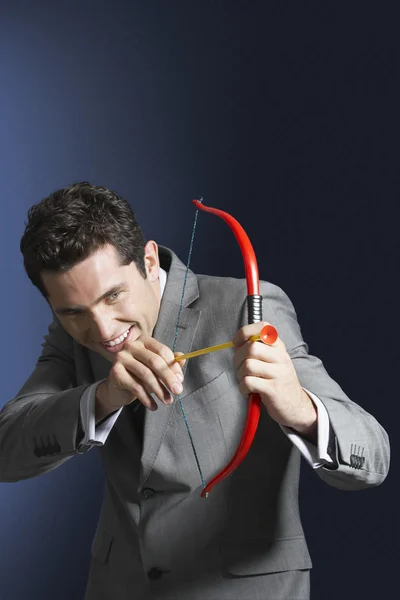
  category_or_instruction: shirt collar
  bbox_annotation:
[159,267,167,297]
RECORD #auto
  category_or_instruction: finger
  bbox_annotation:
[134,385,159,411]
[139,336,180,368]
[126,337,185,389]
[232,322,273,348]
[233,338,280,371]
[138,393,159,411]
[238,375,272,398]
[125,358,176,404]
[168,353,186,380]
[112,361,172,407]
[236,357,277,382]
[109,367,158,411]
[174,352,187,370]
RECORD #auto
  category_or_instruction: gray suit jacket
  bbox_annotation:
[0,246,390,600]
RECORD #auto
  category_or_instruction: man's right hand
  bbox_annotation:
[95,335,185,422]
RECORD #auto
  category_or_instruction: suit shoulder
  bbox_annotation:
[196,273,286,302]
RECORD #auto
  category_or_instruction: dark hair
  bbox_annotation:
[20,182,147,298]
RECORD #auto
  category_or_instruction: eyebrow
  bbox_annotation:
[54,283,128,315]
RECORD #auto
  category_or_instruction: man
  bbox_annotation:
[0,182,390,600]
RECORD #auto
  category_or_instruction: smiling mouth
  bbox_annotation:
[101,326,132,347]
[98,325,136,353]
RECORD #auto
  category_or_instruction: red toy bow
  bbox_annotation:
[192,199,278,497]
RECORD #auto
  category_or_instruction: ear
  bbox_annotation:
[143,240,160,282]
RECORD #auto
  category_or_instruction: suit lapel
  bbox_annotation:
[139,247,201,487]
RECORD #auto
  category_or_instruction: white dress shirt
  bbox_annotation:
[79,267,336,468]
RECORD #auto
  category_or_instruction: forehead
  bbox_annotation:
[43,245,131,306]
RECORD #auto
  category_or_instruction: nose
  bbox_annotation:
[88,311,116,342]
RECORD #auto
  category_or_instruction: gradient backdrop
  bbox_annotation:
[0,2,398,599]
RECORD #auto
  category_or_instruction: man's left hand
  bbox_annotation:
[232,322,318,442]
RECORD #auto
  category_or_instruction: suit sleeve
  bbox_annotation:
[263,282,390,490]
[0,315,93,482]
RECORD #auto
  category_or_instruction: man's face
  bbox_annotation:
[43,241,162,362]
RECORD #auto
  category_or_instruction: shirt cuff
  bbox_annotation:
[79,381,123,450]
[280,387,336,469]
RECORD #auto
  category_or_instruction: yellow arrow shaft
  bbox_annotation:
[175,334,260,361]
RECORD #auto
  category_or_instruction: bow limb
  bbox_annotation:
[192,200,267,498]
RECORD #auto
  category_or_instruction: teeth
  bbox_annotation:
[104,327,130,347]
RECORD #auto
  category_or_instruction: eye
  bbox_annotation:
[108,291,121,301]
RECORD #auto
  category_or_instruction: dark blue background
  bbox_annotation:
[0,1,397,598]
